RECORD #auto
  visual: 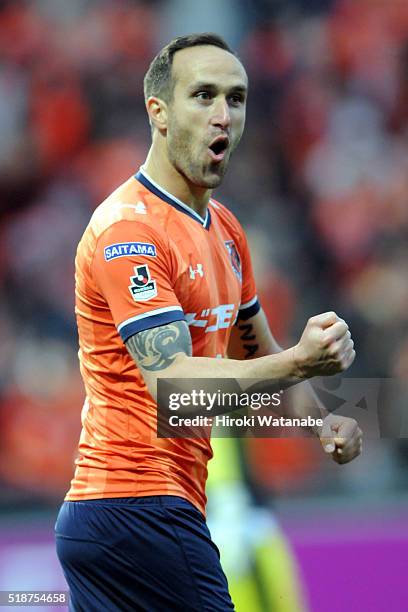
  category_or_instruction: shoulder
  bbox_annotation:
[82,176,172,249]
[209,198,247,242]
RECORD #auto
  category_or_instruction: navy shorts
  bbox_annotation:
[55,496,234,611]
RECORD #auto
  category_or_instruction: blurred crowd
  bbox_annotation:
[1,0,408,506]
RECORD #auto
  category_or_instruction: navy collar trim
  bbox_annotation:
[135,167,211,230]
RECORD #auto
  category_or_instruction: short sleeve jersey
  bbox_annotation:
[66,167,260,515]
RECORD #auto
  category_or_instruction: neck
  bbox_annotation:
[143,143,211,219]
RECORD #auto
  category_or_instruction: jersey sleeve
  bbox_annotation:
[92,220,187,342]
[236,225,261,321]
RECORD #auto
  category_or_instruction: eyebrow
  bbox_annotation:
[189,81,248,94]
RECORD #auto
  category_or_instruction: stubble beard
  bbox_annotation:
[167,118,229,190]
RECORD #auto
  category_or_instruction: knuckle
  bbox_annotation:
[328,343,339,357]
[319,336,329,350]
[339,360,348,372]
[343,352,353,367]
[339,321,348,334]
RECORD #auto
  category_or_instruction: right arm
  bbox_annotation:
[125,311,355,404]
[90,219,355,439]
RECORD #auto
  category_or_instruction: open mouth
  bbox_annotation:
[208,136,229,162]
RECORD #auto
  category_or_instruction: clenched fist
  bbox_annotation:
[293,312,355,379]
[319,414,362,464]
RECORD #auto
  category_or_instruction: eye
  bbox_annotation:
[229,94,244,106]
[195,91,212,102]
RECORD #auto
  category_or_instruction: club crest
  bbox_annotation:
[224,240,242,282]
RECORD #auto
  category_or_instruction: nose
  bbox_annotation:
[210,97,231,130]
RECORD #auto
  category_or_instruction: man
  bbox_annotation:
[56,33,361,611]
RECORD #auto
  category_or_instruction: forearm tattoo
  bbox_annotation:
[126,321,192,371]
[236,321,259,359]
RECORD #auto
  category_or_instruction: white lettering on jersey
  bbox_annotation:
[185,304,235,332]
[104,242,156,261]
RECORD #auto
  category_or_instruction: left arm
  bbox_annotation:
[228,307,280,359]
[228,308,362,464]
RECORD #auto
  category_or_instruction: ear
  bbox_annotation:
[146,96,168,133]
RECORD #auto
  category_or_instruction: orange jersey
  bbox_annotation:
[66,167,260,515]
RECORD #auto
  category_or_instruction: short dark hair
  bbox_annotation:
[144,33,235,103]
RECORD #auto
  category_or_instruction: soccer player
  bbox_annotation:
[56,33,362,611]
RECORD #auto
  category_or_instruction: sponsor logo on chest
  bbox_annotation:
[185,304,236,332]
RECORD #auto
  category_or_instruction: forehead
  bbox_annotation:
[171,45,248,91]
